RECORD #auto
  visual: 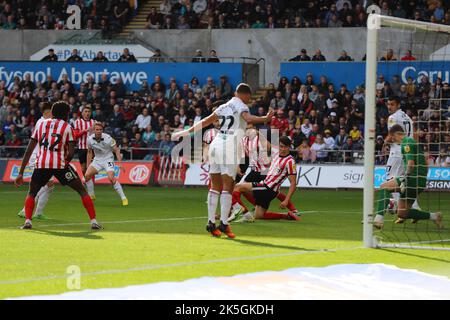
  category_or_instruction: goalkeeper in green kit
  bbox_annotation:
[375,124,443,229]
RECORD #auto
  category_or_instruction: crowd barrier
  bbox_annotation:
[1,159,448,189]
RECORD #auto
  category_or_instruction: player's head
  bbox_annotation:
[235,83,252,104]
[279,136,292,156]
[41,102,52,119]
[387,96,401,113]
[245,123,257,138]
[51,101,70,121]
[389,124,405,143]
[213,119,221,129]
[82,106,92,120]
[94,122,104,137]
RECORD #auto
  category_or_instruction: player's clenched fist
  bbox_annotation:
[266,109,274,122]
[14,174,23,188]
[172,130,189,141]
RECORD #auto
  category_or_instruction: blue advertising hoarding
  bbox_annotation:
[374,166,450,189]
[280,61,450,90]
[0,62,243,91]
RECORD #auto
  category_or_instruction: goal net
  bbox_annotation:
[363,14,450,250]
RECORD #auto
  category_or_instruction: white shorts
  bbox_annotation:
[386,144,404,180]
[208,135,242,179]
[90,159,115,173]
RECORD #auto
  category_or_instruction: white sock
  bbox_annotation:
[374,214,384,223]
[36,185,48,199]
[220,191,232,225]
[25,219,32,224]
[243,212,254,220]
[412,199,421,210]
[86,179,95,196]
[207,190,220,224]
[429,213,437,221]
[35,185,54,216]
[113,181,126,200]
[392,192,400,202]
[91,219,97,224]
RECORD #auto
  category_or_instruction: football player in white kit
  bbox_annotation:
[172,83,273,238]
[374,96,420,229]
[17,103,54,220]
[84,122,128,206]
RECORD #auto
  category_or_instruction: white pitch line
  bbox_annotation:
[24,216,207,228]
[0,246,363,286]
[4,210,363,229]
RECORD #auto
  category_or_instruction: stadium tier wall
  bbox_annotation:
[1,28,448,86]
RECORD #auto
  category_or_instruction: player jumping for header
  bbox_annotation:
[14,101,102,230]
[172,83,273,238]
[378,124,442,228]
[84,122,128,206]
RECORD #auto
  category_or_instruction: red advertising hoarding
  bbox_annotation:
[2,160,153,185]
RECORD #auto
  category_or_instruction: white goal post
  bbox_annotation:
[363,14,450,249]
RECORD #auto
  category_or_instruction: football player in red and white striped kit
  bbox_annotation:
[72,106,96,198]
[14,101,102,230]
[230,125,299,221]
[232,136,299,221]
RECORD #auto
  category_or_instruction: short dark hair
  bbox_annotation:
[279,136,292,147]
[236,83,252,95]
[51,101,70,121]
[389,124,405,135]
[41,102,52,112]
[82,105,92,112]
[388,96,401,105]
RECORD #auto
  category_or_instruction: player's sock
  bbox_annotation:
[35,185,54,216]
[36,185,48,199]
[243,193,256,205]
[81,195,96,220]
[392,192,400,203]
[375,189,391,216]
[85,179,95,196]
[220,191,232,225]
[276,193,297,211]
[207,189,220,223]
[113,181,126,200]
[232,191,249,212]
[263,211,287,220]
[24,195,36,220]
[406,209,431,220]
[411,199,421,210]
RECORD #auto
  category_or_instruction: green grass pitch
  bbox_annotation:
[0,184,449,299]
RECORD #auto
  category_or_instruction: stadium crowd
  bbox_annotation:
[0,0,134,34]
[147,0,450,30]
[1,1,449,32]
[0,69,449,166]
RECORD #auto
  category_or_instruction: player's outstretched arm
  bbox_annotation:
[113,145,125,172]
[172,113,219,141]
[14,138,37,187]
[280,175,296,209]
[86,148,93,169]
[241,109,274,125]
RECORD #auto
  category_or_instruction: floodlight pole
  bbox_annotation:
[363,14,380,248]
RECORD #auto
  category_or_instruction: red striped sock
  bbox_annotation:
[81,195,96,220]
[232,191,249,212]
[263,211,288,220]
[243,193,256,205]
[25,195,35,220]
[276,193,297,211]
